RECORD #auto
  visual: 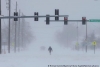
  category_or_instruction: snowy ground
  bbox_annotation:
[0,43,100,67]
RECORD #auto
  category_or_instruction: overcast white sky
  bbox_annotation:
[1,0,100,47]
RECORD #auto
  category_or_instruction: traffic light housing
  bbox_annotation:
[82,17,86,25]
[34,12,38,21]
[55,9,59,15]
[46,15,50,25]
[14,12,18,21]
[64,17,68,25]
[55,9,59,21]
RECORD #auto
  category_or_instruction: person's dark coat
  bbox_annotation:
[48,46,53,52]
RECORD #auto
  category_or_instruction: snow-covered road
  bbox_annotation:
[0,48,100,67]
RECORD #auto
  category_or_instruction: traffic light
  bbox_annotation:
[82,17,86,25]
[46,15,50,25]
[55,9,59,21]
[64,17,68,25]
[55,9,59,15]
[14,12,18,21]
[34,12,38,21]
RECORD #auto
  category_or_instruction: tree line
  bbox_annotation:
[1,15,35,50]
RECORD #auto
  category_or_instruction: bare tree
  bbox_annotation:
[80,31,100,50]
[2,18,35,49]
[56,24,79,47]
[20,18,35,48]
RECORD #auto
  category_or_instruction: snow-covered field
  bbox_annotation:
[0,43,100,67]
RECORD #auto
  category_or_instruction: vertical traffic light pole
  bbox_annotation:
[14,12,16,53]
[18,9,20,52]
[86,20,87,52]
[82,17,87,52]
[8,0,11,53]
[77,22,79,50]
[0,0,1,54]
[22,13,24,48]
[14,1,17,53]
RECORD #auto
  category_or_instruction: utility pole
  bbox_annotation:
[93,30,95,54]
[15,1,17,53]
[77,22,78,43]
[86,21,87,52]
[67,27,69,48]
[22,13,24,49]
[0,0,2,54]
[77,22,79,50]
[18,9,20,52]
[8,0,11,53]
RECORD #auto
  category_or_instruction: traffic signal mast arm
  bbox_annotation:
[0,15,69,19]
[0,15,89,22]
[45,20,89,22]
[0,9,89,25]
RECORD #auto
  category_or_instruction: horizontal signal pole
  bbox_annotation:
[47,20,89,22]
[0,15,69,19]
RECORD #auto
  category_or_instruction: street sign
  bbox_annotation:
[89,19,100,22]
[92,41,96,45]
